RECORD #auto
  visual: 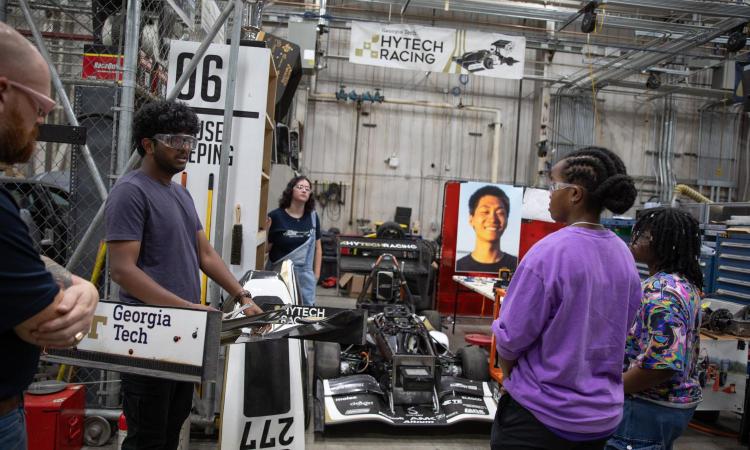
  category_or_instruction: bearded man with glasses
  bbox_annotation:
[0,23,99,450]
[105,100,264,449]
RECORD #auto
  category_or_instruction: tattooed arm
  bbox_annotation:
[14,257,99,348]
[41,256,73,289]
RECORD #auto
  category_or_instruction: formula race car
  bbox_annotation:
[313,302,497,429]
[453,39,519,73]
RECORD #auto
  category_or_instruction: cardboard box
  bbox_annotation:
[338,273,367,298]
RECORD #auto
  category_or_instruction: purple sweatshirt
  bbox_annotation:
[492,226,642,439]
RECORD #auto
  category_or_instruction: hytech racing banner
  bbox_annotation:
[349,22,525,79]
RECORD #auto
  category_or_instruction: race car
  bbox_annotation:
[221,262,367,450]
[453,39,519,73]
[313,303,497,429]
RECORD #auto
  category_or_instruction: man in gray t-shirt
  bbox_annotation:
[106,170,203,305]
[105,100,263,450]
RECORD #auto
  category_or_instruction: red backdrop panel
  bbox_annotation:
[436,181,564,316]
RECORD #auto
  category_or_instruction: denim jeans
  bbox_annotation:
[0,406,27,450]
[605,397,696,450]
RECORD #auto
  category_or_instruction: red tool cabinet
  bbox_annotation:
[24,384,85,450]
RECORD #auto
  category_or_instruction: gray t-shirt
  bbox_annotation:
[105,170,203,304]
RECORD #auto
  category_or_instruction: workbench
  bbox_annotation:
[451,276,500,333]
[451,275,506,384]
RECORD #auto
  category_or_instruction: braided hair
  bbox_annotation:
[560,146,638,214]
[632,207,704,290]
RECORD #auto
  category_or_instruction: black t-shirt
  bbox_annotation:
[455,253,518,273]
[267,208,321,262]
[0,186,58,399]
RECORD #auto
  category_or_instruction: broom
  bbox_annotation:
[200,174,214,305]
[230,204,242,265]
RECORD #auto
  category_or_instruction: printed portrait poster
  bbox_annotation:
[455,182,523,274]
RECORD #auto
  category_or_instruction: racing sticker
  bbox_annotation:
[333,394,381,416]
[438,376,485,397]
[441,394,490,419]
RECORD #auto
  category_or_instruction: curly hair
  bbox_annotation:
[560,146,637,214]
[632,207,704,290]
[279,175,315,214]
[468,185,510,217]
[133,100,200,156]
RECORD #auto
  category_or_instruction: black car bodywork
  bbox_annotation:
[453,39,519,73]
[313,303,495,430]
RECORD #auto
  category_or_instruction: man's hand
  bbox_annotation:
[240,298,264,317]
[33,276,99,348]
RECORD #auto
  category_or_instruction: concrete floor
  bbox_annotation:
[84,287,748,449]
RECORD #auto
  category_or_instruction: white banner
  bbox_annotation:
[349,22,525,79]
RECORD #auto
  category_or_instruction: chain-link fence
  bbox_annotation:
[3,0,219,413]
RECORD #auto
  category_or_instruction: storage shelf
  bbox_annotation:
[714,235,750,304]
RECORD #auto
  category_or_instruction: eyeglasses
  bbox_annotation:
[548,181,578,192]
[294,184,311,192]
[7,80,56,118]
[152,134,198,151]
[631,230,652,245]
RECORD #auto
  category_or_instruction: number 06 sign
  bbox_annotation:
[167,40,271,279]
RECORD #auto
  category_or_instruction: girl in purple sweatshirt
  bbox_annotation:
[491,147,642,450]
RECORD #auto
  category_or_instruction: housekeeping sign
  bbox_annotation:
[349,22,525,79]
[167,40,271,278]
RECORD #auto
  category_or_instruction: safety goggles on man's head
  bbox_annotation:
[7,80,56,118]
[152,133,198,151]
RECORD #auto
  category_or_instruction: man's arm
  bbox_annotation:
[109,240,211,310]
[314,239,322,280]
[196,231,262,315]
[15,258,99,348]
[41,256,72,288]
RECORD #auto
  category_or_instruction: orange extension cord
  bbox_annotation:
[688,421,739,439]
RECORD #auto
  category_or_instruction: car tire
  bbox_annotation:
[314,341,341,381]
[483,57,494,70]
[458,345,490,381]
[421,309,442,331]
[376,221,406,239]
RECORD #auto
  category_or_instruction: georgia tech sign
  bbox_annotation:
[76,301,208,366]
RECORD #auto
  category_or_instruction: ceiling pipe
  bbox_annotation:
[343,0,722,34]
[571,17,747,90]
[601,0,750,20]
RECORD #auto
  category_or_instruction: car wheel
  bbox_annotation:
[376,221,406,239]
[420,309,442,331]
[458,345,489,381]
[314,341,341,381]
[483,57,494,70]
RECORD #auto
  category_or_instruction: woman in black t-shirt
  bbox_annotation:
[266,176,321,306]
